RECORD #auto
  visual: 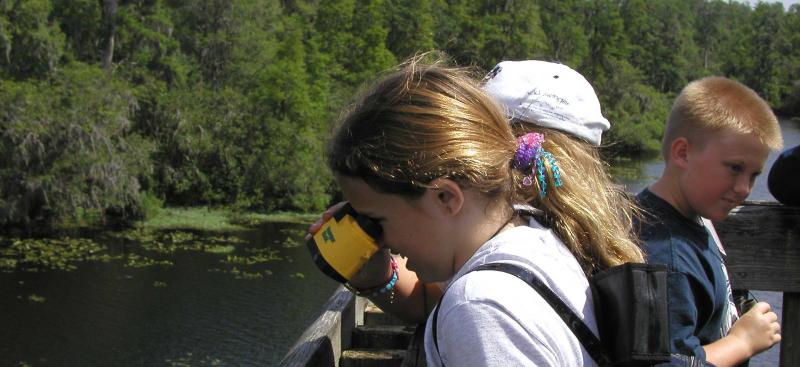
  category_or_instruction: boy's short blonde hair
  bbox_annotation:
[662,76,783,159]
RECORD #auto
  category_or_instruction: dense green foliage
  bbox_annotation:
[1,0,799,229]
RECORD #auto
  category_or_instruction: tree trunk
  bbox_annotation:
[101,0,118,70]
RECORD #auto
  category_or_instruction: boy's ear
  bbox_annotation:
[670,137,691,169]
[428,178,464,217]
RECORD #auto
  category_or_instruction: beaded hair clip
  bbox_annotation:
[512,132,563,197]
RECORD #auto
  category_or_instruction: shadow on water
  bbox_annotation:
[0,222,339,366]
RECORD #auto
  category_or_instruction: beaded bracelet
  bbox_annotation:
[345,256,399,303]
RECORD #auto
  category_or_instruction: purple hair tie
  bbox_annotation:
[512,133,563,197]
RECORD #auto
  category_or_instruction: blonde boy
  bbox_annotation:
[637,77,783,366]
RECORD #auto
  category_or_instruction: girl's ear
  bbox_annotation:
[671,137,691,169]
[428,178,464,217]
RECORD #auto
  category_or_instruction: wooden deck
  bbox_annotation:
[280,201,800,366]
[279,290,421,367]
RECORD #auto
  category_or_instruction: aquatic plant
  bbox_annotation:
[1,237,108,272]
[1,219,303,282]
[0,258,18,272]
[224,248,281,265]
[125,254,173,268]
[165,352,224,367]
[27,294,45,303]
[229,267,264,280]
[205,245,235,254]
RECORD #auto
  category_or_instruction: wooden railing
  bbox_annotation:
[279,286,360,367]
[281,201,800,366]
[714,201,800,366]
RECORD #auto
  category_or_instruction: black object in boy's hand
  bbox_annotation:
[732,289,758,315]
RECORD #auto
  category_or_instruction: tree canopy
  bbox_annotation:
[1,0,799,230]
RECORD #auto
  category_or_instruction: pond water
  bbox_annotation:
[1,118,797,367]
[0,223,339,366]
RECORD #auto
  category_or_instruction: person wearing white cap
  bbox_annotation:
[481,59,641,277]
[482,60,610,146]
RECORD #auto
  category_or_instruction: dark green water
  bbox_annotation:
[1,118,796,367]
[0,223,339,366]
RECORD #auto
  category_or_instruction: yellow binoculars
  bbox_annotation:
[307,203,381,283]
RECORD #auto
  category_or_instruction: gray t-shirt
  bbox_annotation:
[424,217,599,366]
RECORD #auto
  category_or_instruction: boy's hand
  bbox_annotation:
[728,301,781,356]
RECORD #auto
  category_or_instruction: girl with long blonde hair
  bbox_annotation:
[307,57,642,366]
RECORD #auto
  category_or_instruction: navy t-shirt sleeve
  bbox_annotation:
[644,237,712,360]
[665,265,708,359]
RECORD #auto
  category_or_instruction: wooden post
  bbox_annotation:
[715,202,800,367]
[781,293,800,367]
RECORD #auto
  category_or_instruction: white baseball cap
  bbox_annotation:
[482,60,610,146]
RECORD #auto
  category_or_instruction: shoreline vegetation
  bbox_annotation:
[3,1,800,232]
[140,206,319,232]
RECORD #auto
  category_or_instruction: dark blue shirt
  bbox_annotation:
[635,189,732,361]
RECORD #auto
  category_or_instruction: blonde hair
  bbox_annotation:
[328,57,643,274]
[328,58,515,200]
[662,76,783,159]
[511,123,644,273]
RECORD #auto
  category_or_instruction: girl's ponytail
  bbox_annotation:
[511,125,644,274]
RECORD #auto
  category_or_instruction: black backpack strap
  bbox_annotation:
[431,262,612,367]
[431,295,442,359]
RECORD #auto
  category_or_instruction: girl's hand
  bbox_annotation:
[728,301,781,356]
[305,202,347,242]
[347,249,393,289]
[305,202,392,289]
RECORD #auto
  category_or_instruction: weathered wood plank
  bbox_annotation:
[401,323,427,367]
[340,349,406,367]
[780,292,800,367]
[714,202,800,292]
[279,286,355,367]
